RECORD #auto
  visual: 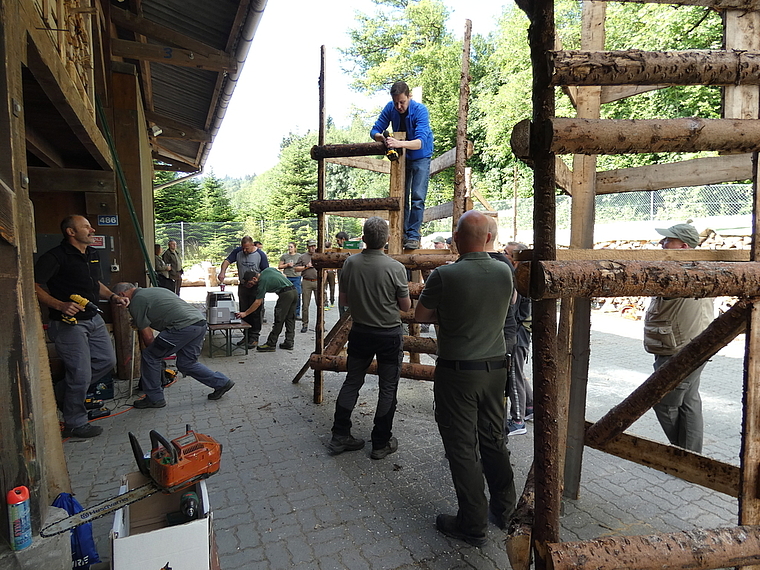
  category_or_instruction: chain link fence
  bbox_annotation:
[156,184,753,265]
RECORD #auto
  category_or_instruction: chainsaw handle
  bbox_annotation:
[149,430,178,465]
[129,432,151,477]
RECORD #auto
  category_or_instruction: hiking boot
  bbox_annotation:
[370,437,398,460]
[278,343,294,350]
[300,325,308,333]
[436,514,487,547]
[507,419,527,436]
[63,423,103,438]
[327,433,365,456]
[133,397,167,409]
[246,340,258,349]
[236,337,248,347]
[208,380,235,401]
[403,239,420,250]
[256,344,276,352]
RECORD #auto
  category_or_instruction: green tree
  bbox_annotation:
[153,171,203,222]
[198,170,235,222]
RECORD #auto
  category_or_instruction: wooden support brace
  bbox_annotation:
[547,526,760,570]
[585,299,750,446]
[309,355,435,381]
[309,197,400,213]
[292,312,352,384]
[552,49,760,86]
[516,260,760,299]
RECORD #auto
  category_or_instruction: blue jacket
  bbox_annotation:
[370,99,433,161]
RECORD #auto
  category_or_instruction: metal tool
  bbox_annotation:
[40,426,221,537]
[61,294,103,325]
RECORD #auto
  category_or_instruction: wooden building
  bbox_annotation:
[0,0,265,563]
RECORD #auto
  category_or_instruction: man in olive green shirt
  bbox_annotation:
[416,210,516,547]
[278,241,302,320]
[236,268,298,351]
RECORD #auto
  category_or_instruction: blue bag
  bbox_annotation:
[51,493,101,569]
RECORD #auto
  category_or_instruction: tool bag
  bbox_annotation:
[51,492,100,569]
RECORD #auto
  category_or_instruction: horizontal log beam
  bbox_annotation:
[516,260,760,299]
[325,156,390,174]
[144,111,211,143]
[600,0,760,9]
[585,422,740,496]
[309,354,435,381]
[548,526,760,570]
[552,49,760,86]
[311,142,386,160]
[429,141,474,176]
[312,252,457,270]
[422,201,454,222]
[512,118,760,156]
[596,153,753,194]
[585,300,749,447]
[515,249,750,262]
[402,335,437,354]
[111,39,236,72]
[309,197,400,213]
[28,167,115,193]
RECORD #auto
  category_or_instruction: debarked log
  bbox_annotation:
[506,465,535,570]
[551,49,760,87]
[511,117,760,155]
[309,197,400,213]
[401,335,437,354]
[598,0,760,12]
[309,354,435,381]
[515,260,760,299]
[310,142,386,160]
[312,252,457,270]
[547,526,760,570]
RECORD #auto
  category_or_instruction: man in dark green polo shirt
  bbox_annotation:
[416,210,516,547]
[236,268,298,351]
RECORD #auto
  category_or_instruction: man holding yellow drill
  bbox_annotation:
[35,215,129,438]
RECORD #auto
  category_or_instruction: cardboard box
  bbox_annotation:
[110,472,219,570]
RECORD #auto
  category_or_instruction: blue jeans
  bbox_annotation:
[404,156,431,241]
[287,276,302,317]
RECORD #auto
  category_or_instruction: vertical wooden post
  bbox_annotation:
[563,0,606,500]
[529,1,561,567]
[387,135,405,256]
[452,19,472,237]
[314,46,326,403]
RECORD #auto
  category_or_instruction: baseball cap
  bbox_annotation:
[307,239,317,246]
[433,235,445,243]
[655,223,700,248]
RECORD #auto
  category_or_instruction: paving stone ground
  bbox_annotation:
[62,289,744,569]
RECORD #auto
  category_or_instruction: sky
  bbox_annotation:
[203,0,510,179]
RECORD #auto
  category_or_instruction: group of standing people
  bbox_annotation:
[153,239,183,295]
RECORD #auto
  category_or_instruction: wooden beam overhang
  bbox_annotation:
[151,153,198,173]
[516,260,760,299]
[552,50,760,86]
[110,7,226,57]
[145,111,212,143]
[24,16,112,170]
[28,167,115,193]
[25,124,64,168]
[110,38,237,73]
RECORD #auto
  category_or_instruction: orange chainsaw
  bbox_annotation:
[41,426,222,536]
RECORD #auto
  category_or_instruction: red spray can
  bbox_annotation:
[7,486,32,550]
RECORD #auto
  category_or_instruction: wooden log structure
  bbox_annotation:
[310,141,386,160]
[292,311,352,385]
[586,422,740,497]
[515,260,760,299]
[595,0,760,10]
[511,117,760,155]
[552,49,760,86]
[507,465,535,570]
[547,526,760,570]
[309,197,400,213]
[585,299,749,447]
[309,354,435,381]
[311,252,457,270]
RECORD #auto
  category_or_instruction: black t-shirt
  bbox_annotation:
[34,241,103,321]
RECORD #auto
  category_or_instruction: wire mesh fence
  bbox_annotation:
[156,184,753,265]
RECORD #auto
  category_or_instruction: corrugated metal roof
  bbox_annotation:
[112,0,266,172]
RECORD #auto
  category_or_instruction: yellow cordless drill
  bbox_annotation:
[382,131,402,161]
[61,294,103,325]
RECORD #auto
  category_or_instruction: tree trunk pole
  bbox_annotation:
[314,45,326,404]
[526,0,562,566]
[452,19,472,242]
